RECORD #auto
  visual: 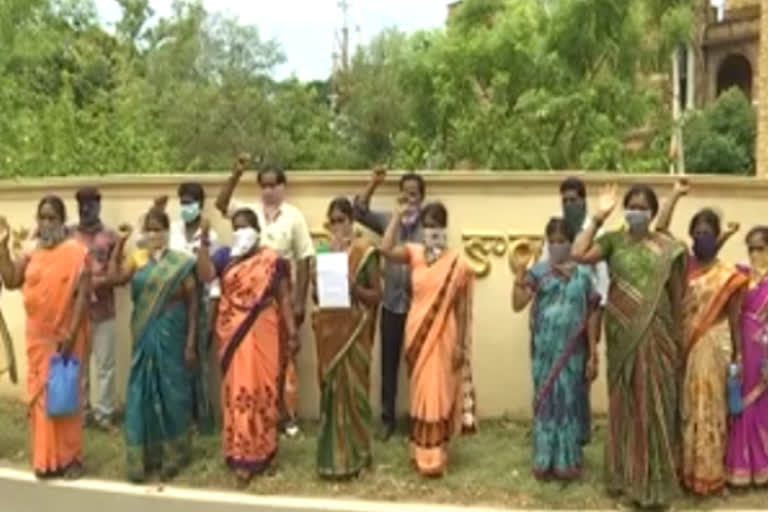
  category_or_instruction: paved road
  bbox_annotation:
[0,478,289,512]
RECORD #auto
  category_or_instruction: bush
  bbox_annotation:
[684,88,755,175]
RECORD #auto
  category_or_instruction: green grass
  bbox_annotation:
[0,398,764,509]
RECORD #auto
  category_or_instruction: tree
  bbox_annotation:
[684,88,756,175]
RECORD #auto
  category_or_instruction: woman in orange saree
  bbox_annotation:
[681,209,746,495]
[197,208,295,486]
[380,200,475,477]
[0,196,90,479]
[312,198,381,478]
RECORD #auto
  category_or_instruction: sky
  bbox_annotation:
[95,0,452,81]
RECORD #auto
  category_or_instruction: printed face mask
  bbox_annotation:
[423,228,447,251]
[624,209,651,234]
[180,202,201,224]
[231,227,259,257]
[38,225,68,248]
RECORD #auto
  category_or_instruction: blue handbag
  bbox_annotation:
[46,354,81,417]
[727,363,743,416]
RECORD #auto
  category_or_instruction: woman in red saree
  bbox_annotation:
[197,208,295,485]
[0,196,90,479]
[379,200,475,477]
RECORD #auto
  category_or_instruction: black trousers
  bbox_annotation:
[380,308,407,426]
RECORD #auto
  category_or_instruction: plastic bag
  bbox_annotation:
[46,354,80,417]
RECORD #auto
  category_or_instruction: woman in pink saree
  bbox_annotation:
[726,226,768,487]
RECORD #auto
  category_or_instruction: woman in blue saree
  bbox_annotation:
[108,208,202,483]
[513,217,601,480]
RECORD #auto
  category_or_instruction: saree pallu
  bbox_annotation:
[597,231,686,507]
[726,269,768,486]
[527,263,598,480]
[217,248,285,474]
[124,250,197,482]
[24,240,90,475]
[682,260,747,495]
[313,240,379,478]
[404,244,474,477]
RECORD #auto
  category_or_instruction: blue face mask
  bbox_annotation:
[624,209,651,233]
[180,202,201,224]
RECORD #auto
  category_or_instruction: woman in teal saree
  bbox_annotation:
[109,208,202,483]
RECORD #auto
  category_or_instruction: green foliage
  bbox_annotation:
[0,0,730,176]
[684,88,756,175]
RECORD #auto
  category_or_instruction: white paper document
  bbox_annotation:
[316,252,351,309]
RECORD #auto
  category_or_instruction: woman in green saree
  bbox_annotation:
[108,208,202,483]
[312,197,381,478]
[572,184,686,509]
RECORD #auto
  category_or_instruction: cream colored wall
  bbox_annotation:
[1,172,767,419]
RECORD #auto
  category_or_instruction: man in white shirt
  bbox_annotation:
[215,154,314,438]
[169,182,217,434]
[538,177,608,445]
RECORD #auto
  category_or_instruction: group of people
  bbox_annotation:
[515,177,768,508]
[0,155,475,488]
[2,155,768,509]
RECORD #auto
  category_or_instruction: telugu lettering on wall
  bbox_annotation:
[311,228,543,278]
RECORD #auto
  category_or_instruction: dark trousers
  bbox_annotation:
[380,308,407,426]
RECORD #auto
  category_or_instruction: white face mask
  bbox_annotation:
[231,227,259,257]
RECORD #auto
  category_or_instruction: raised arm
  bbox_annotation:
[572,184,618,264]
[197,219,217,283]
[107,224,135,286]
[215,153,250,217]
[378,201,409,264]
[655,179,689,234]
[0,217,26,289]
[353,167,390,235]
[511,250,534,312]
[717,221,740,252]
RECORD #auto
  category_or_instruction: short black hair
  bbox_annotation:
[327,196,354,220]
[232,208,261,232]
[38,195,67,222]
[75,186,101,203]
[746,226,768,245]
[420,201,448,228]
[545,217,575,242]
[400,172,426,199]
[623,184,659,218]
[257,165,287,187]
[559,177,586,199]
[689,208,721,238]
[177,182,205,204]
[143,207,170,231]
